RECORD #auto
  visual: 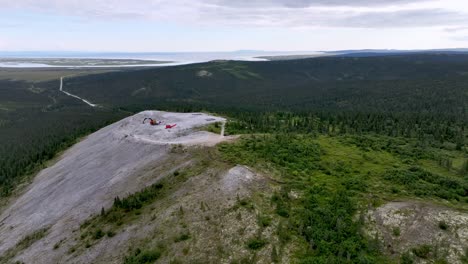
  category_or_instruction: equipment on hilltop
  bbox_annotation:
[143,118,162,126]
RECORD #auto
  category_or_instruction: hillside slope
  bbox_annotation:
[0,111,232,263]
[0,110,466,264]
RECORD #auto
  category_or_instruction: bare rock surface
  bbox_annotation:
[0,111,226,262]
[67,164,272,264]
[367,201,468,263]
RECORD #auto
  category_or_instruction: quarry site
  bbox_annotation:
[0,111,245,263]
[0,110,466,264]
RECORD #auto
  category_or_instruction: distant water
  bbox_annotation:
[0,51,322,68]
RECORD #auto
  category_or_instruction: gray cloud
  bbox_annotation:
[209,0,429,8]
[451,35,468,41]
[444,26,468,32]
[1,0,467,29]
[339,9,468,28]
[199,4,468,28]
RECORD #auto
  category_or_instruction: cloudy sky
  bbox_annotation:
[1,0,468,52]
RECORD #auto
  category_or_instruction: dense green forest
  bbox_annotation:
[63,54,467,147]
[1,54,467,196]
[64,54,468,117]
[0,78,126,196]
[1,54,467,263]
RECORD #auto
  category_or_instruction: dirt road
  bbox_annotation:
[220,121,226,137]
[59,77,97,107]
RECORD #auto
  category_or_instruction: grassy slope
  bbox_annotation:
[218,133,467,263]
[66,132,466,263]
[64,147,285,263]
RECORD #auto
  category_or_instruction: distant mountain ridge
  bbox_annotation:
[325,48,468,57]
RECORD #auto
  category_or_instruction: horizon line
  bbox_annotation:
[2,48,468,54]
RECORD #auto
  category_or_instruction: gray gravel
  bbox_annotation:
[0,111,225,262]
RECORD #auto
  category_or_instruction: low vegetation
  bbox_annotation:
[123,248,161,264]
[218,132,466,263]
[246,238,267,250]
[438,220,449,230]
[411,244,433,259]
[76,158,215,253]
[0,227,49,263]
[383,166,467,202]
[199,121,222,135]
[68,127,466,263]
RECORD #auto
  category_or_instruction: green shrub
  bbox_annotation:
[124,248,161,264]
[257,215,272,227]
[219,134,321,178]
[93,229,104,240]
[298,189,379,261]
[271,191,290,218]
[412,244,432,259]
[53,242,60,250]
[113,183,164,211]
[16,228,49,250]
[275,207,289,218]
[174,233,191,243]
[276,222,291,244]
[401,252,414,264]
[383,167,467,201]
[460,248,468,263]
[182,247,189,255]
[107,230,116,237]
[219,134,384,262]
[246,238,267,250]
[438,221,448,230]
[271,245,279,263]
[435,258,449,264]
[391,186,400,193]
[343,176,368,192]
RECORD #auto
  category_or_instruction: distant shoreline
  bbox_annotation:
[0,51,324,68]
[0,58,174,68]
[256,54,329,61]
